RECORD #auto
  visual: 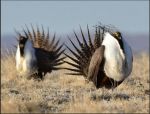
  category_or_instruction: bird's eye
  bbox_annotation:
[19,36,26,41]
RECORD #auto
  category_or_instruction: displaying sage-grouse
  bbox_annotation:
[64,25,133,89]
[15,25,65,80]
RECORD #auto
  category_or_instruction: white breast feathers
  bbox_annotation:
[102,32,133,81]
[16,39,37,75]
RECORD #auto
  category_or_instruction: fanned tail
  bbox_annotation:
[64,25,105,77]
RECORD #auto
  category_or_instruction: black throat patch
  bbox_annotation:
[19,36,28,57]
[117,38,124,53]
[112,32,125,54]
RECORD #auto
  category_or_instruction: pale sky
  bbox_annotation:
[1,1,149,35]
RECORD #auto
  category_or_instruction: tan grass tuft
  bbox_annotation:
[1,52,149,113]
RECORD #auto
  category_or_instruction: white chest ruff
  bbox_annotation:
[103,49,126,81]
[16,57,27,74]
[102,32,132,81]
[16,39,37,75]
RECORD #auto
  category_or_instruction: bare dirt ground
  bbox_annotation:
[1,52,149,113]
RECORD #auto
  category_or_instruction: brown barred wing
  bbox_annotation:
[87,46,105,87]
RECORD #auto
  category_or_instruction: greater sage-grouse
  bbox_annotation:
[64,25,133,89]
[15,25,65,80]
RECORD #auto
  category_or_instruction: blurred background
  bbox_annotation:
[1,1,149,53]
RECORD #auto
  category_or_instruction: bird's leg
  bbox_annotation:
[101,76,108,84]
[37,72,44,80]
[27,72,37,80]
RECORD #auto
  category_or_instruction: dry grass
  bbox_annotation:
[1,52,149,113]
